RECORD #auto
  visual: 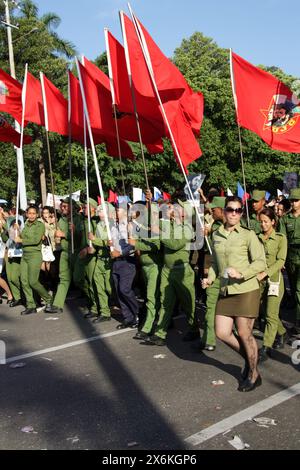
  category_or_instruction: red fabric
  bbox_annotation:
[232,51,300,153]
[0,68,23,124]
[24,72,44,126]
[83,56,164,150]
[78,61,134,158]
[97,196,102,205]
[42,75,68,136]
[122,14,202,171]
[163,192,171,201]
[0,115,32,146]
[107,190,118,203]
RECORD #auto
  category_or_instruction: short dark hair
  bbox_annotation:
[278,199,291,212]
[225,196,243,208]
[26,205,38,213]
[259,207,277,223]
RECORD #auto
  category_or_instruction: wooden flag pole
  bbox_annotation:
[40,72,58,229]
[104,29,126,196]
[119,14,150,191]
[67,70,74,254]
[76,57,112,243]
[128,4,211,253]
[83,109,93,249]
[229,48,250,228]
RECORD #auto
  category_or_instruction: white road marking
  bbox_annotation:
[185,382,300,446]
[4,328,133,364]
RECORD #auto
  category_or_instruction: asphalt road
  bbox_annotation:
[0,295,299,451]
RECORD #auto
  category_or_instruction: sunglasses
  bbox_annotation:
[224,207,243,214]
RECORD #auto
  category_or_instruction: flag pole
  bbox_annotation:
[104,28,126,196]
[229,48,250,228]
[76,57,112,243]
[67,70,74,254]
[40,72,58,228]
[15,63,28,233]
[119,13,150,191]
[83,102,93,250]
[128,4,211,253]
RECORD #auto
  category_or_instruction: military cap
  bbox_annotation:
[87,198,98,209]
[97,202,115,213]
[289,188,300,200]
[251,190,266,201]
[209,196,226,209]
[60,197,80,208]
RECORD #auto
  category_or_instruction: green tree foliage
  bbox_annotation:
[0,2,299,205]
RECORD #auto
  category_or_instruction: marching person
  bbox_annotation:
[249,190,266,234]
[279,187,300,334]
[88,202,114,323]
[110,202,139,329]
[15,205,52,315]
[202,196,266,392]
[0,214,13,304]
[257,208,287,362]
[144,199,197,346]
[45,198,83,314]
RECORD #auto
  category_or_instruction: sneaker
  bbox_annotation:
[93,316,111,323]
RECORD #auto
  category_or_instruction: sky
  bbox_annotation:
[32,0,300,77]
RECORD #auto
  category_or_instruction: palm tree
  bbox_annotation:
[18,0,77,59]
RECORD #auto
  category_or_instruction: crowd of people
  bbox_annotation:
[0,185,299,393]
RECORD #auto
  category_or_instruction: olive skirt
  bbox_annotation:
[215,289,260,318]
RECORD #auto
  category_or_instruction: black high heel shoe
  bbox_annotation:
[238,374,262,392]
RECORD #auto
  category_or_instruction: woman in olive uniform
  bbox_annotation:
[203,196,266,392]
[258,208,287,361]
[16,206,52,315]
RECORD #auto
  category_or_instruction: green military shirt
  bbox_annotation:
[58,213,83,253]
[80,216,99,251]
[208,222,266,295]
[21,219,45,254]
[160,219,194,269]
[258,230,287,282]
[92,220,110,258]
[245,213,262,235]
[279,213,300,264]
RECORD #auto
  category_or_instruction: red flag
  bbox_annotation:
[0,68,23,124]
[232,51,300,153]
[108,190,118,203]
[0,115,31,147]
[163,192,171,201]
[77,60,134,159]
[97,196,102,205]
[121,13,202,171]
[24,71,44,126]
[41,74,68,136]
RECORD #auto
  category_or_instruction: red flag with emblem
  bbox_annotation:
[231,51,300,153]
[0,68,23,124]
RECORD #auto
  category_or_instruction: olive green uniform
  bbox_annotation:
[20,220,52,308]
[52,213,82,309]
[135,234,162,335]
[258,230,287,347]
[202,220,223,347]
[279,213,300,321]
[208,223,267,294]
[154,219,196,340]
[91,220,112,317]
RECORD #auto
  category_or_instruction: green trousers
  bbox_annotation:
[73,254,90,299]
[141,263,161,334]
[20,253,52,308]
[6,257,21,301]
[91,257,112,316]
[53,251,72,309]
[155,264,195,339]
[286,262,300,321]
[202,278,220,347]
[260,275,286,348]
